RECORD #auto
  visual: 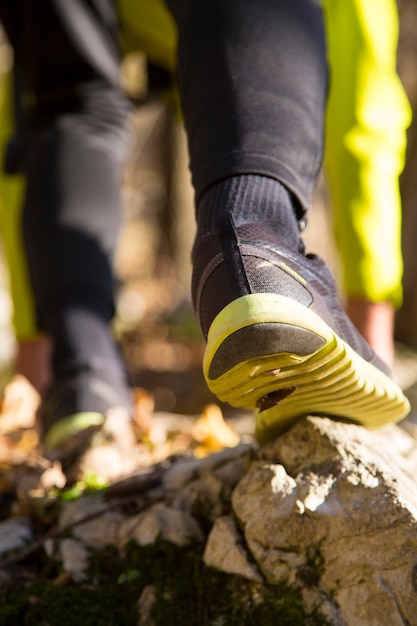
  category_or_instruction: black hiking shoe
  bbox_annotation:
[40,362,133,461]
[192,215,410,442]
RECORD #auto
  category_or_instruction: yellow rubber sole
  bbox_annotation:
[43,412,105,453]
[203,294,410,442]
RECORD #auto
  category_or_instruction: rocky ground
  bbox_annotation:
[1,8,417,616]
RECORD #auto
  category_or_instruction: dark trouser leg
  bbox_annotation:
[166,0,328,213]
[22,111,128,378]
[166,0,329,332]
[0,0,132,409]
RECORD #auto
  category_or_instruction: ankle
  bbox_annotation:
[345,298,395,368]
[196,175,303,250]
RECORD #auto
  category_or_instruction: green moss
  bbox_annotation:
[298,544,325,587]
[0,578,137,626]
[58,473,109,501]
[0,541,331,626]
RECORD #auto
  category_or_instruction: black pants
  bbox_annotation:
[0,0,328,331]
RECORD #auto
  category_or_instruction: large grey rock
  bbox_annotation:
[231,416,417,625]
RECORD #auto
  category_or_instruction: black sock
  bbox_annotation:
[196,175,303,250]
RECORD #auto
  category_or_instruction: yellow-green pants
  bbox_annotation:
[322,0,411,307]
[0,0,411,341]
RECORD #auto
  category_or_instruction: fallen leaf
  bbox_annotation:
[0,375,40,434]
[192,404,240,455]
[132,387,155,436]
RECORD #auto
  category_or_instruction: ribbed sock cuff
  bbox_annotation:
[196,174,303,249]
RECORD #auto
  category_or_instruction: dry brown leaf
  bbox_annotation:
[192,404,240,456]
[39,461,67,490]
[132,387,155,436]
[53,571,72,586]
[0,375,40,434]
[0,435,13,464]
[12,429,40,458]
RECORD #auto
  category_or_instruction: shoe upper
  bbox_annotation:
[192,215,391,377]
[41,360,133,439]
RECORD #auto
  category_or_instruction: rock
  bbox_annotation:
[231,416,417,625]
[171,473,226,524]
[203,516,263,582]
[162,443,255,491]
[0,516,33,557]
[59,496,124,550]
[137,585,157,626]
[19,410,417,623]
[59,538,90,582]
[118,502,204,548]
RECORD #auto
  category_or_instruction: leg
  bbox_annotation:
[0,70,52,393]
[345,298,395,367]
[166,0,410,440]
[0,0,133,455]
[322,0,411,366]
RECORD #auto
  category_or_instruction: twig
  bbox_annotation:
[0,493,147,570]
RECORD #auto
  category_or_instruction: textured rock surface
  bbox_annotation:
[231,417,417,625]
[5,415,417,623]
